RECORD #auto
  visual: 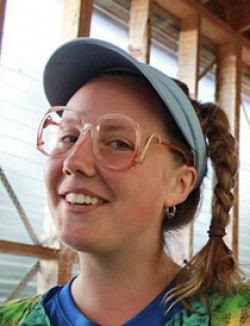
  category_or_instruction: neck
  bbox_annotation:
[71,250,180,326]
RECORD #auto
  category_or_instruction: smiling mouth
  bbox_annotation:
[65,193,104,206]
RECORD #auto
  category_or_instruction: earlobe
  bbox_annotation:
[164,165,198,207]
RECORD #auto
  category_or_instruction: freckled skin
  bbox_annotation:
[44,76,197,325]
[44,77,183,255]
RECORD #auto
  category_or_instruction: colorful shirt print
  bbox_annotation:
[0,285,249,325]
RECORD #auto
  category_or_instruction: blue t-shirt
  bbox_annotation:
[43,277,181,325]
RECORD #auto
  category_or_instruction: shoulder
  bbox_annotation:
[0,280,73,325]
[0,295,42,325]
[210,284,250,325]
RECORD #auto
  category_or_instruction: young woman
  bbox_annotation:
[1,38,249,325]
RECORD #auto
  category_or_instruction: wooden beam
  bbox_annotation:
[221,0,250,33]
[154,0,250,68]
[0,0,7,58]
[78,0,94,37]
[37,260,58,294]
[57,248,75,285]
[217,40,241,138]
[0,240,59,260]
[178,14,200,258]
[154,0,193,20]
[240,35,250,68]
[62,0,94,41]
[216,39,242,261]
[129,0,152,63]
[7,262,40,300]
[178,14,200,98]
[155,0,233,44]
[36,208,60,293]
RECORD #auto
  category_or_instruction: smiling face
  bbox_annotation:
[44,75,195,258]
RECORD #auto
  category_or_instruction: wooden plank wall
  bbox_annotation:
[0,0,249,291]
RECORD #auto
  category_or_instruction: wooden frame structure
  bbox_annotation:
[0,0,249,295]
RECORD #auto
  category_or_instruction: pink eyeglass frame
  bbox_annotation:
[37,106,192,170]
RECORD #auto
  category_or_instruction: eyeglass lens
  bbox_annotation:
[39,109,139,169]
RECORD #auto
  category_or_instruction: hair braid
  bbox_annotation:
[164,99,244,313]
[195,101,238,225]
[193,101,242,287]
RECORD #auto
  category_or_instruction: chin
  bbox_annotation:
[59,231,99,253]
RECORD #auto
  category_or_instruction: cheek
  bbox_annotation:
[108,164,167,218]
[137,175,165,215]
[128,159,174,216]
[119,177,166,239]
[44,159,62,206]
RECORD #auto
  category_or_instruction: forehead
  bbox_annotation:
[66,76,166,132]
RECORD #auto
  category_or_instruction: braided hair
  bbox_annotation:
[163,80,244,313]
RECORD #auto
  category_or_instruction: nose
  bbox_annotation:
[62,131,97,177]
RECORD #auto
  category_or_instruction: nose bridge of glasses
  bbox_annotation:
[82,121,93,134]
[63,122,94,161]
[76,121,94,146]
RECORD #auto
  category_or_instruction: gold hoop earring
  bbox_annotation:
[166,206,176,219]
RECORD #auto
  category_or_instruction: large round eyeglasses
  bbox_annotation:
[37,106,191,170]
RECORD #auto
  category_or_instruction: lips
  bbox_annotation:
[65,192,104,206]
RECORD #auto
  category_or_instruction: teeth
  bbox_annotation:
[65,193,103,205]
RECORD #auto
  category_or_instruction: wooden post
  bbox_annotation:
[129,0,152,63]
[62,0,94,41]
[216,39,242,261]
[178,14,201,259]
[37,206,60,292]
[0,0,7,58]
[57,247,76,285]
[178,14,201,98]
[37,260,58,294]
[37,206,77,289]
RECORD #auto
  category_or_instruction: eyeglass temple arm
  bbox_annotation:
[161,139,193,166]
[137,133,192,166]
[137,133,161,164]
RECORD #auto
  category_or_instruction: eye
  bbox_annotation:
[97,125,136,152]
[57,129,80,148]
[109,139,134,150]
[61,135,78,145]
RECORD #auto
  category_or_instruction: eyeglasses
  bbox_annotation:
[37,106,191,170]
